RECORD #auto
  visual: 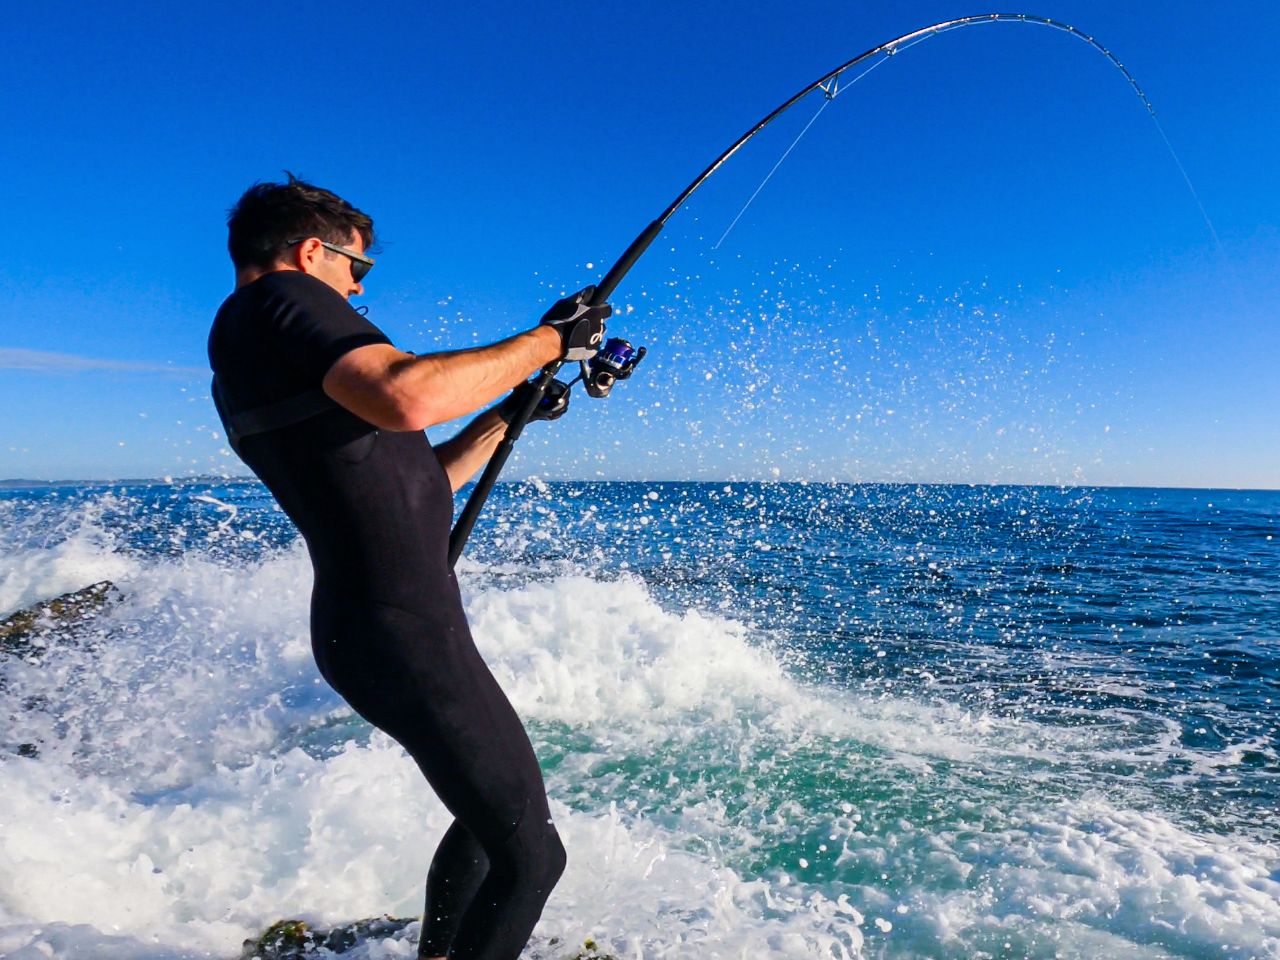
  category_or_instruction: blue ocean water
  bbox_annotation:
[0,480,1277,959]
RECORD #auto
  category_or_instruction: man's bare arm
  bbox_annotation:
[432,408,511,492]
[321,326,562,431]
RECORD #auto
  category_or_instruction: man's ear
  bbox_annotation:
[292,237,324,274]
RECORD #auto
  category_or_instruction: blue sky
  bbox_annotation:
[1,0,1276,487]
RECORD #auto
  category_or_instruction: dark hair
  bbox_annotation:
[226,173,376,270]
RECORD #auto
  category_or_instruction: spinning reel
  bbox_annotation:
[581,337,647,399]
[536,336,647,413]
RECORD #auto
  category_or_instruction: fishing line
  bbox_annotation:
[1150,118,1222,250]
[713,30,940,249]
[708,15,1216,251]
[712,15,1218,253]
[712,99,830,250]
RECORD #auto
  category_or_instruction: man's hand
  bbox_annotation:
[496,379,570,424]
[540,286,610,361]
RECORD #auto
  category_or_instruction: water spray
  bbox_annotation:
[448,13,1179,566]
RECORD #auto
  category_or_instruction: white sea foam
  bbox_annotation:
[1,527,1278,959]
[464,570,1041,763]
[0,499,135,616]
[2,542,325,791]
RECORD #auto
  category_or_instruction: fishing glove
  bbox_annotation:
[540,285,610,361]
[496,378,570,424]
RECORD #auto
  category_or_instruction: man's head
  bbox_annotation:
[227,174,376,298]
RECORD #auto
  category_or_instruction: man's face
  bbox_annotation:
[310,231,367,300]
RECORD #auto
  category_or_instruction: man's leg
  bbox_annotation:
[418,820,489,958]
[399,643,566,960]
[316,600,566,960]
[439,793,566,960]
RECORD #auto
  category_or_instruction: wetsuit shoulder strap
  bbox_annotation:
[211,375,339,453]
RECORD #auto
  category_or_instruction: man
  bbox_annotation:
[208,175,609,960]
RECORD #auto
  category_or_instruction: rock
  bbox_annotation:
[237,920,620,959]
[570,938,620,960]
[0,581,123,654]
[1,581,123,759]
[239,917,416,959]
[531,935,621,960]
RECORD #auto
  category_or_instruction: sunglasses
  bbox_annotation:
[287,238,375,282]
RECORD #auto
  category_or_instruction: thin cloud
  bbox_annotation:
[0,348,206,377]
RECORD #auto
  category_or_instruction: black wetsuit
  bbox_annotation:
[208,272,564,960]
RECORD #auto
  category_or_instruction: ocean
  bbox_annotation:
[0,479,1276,959]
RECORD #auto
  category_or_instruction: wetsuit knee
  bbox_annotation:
[490,810,567,900]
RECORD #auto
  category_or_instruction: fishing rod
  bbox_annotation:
[448,13,1156,566]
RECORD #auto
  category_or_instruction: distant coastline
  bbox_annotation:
[2,477,1278,493]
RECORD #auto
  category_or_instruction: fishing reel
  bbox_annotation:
[519,337,646,424]
[581,337,647,399]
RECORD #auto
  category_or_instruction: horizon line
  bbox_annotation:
[2,476,1277,494]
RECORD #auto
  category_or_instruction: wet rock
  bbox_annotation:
[1,581,124,758]
[239,917,415,959]
[531,935,620,960]
[567,937,619,960]
[237,920,620,959]
[0,580,123,655]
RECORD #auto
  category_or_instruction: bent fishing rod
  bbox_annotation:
[448,13,1156,566]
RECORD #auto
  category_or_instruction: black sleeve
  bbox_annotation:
[260,272,392,382]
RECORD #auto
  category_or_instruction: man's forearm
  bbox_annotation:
[390,326,562,428]
[434,408,510,492]
[324,326,562,432]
